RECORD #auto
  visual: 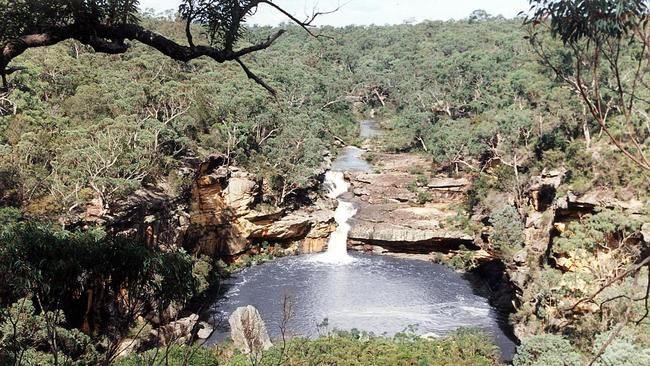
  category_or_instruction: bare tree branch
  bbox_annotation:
[0,1,337,94]
[235,58,277,96]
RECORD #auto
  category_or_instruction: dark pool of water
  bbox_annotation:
[206,252,517,360]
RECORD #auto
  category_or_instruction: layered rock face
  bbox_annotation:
[95,155,334,260]
[183,160,334,258]
[346,152,476,254]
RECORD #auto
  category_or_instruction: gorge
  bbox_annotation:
[2,5,649,365]
[206,120,517,360]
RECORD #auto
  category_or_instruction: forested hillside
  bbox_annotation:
[1,3,649,365]
[3,15,648,216]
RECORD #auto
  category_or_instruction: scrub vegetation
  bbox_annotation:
[1,0,649,365]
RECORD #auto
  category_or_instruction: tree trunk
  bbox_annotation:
[583,121,591,149]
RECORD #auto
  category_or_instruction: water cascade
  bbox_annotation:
[313,171,356,264]
[207,121,517,360]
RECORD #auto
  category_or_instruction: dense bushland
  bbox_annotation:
[1,1,649,365]
[0,208,210,365]
[115,329,500,366]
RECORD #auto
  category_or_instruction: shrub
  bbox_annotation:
[415,174,429,186]
[0,299,98,365]
[218,329,500,366]
[0,206,22,227]
[407,181,419,192]
[489,206,525,257]
[115,345,219,366]
[0,220,198,357]
[466,173,495,212]
[513,334,582,366]
[364,152,377,163]
[416,191,433,204]
[553,208,642,253]
[591,331,650,366]
[192,255,216,294]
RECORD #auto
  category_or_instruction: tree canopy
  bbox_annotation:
[0,0,325,94]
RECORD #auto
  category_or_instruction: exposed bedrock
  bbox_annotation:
[346,152,477,254]
[183,160,335,258]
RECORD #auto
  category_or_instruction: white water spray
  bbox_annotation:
[313,171,356,264]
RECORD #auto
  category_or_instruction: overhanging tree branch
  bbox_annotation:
[0,0,336,94]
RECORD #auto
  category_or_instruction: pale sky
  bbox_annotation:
[140,0,530,26]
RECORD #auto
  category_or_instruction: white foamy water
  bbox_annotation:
[324,171,350,198]
[312,171,356,264]
[207,252,517,361]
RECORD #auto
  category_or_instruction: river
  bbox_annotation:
[206,120,517,361]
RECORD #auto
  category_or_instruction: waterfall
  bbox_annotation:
[313,171,356,264]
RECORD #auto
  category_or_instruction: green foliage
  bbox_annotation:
[0,1,141,47]
[0,221,197,346]
[466,173,495,212]
[115,344,219,366]
[415,174,429,186]
[192,255,216,295]
[253,112,330,204]
[1,18,359,212]
[592,330,650,366]
[513,334,582,366]
[434,246,479,271]
[0,298,98,365]
[219,328,500,366]
[407,180,419,193]
[416,191,433,204]
[0,206,21,226]
[489,206,525,257]
[526,0,648,44]
[554,208,643,253]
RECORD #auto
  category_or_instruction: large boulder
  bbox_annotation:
[150,314,199,346]
[196,321,214,340]
[228,305,273,356]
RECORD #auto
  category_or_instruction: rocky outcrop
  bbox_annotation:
[300,209,336,253]
[523,169,565,254]
[350,222,470,243]
[184,160,334,258]
[228,305,273,356]
[87,153,334,260]
[248,213,312,240]
[151,314,199,346]
[184,165,249,257]
[558,188,645,214]
[346,152,476,254]
[87,183,190,250]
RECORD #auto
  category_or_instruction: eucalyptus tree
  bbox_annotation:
[526,1,650,352]
[526,0,650,171]
[0,0,329,94]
